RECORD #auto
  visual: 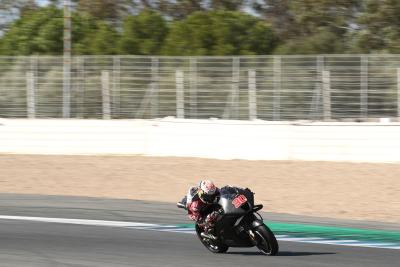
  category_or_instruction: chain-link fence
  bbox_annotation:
[1,55,400,120]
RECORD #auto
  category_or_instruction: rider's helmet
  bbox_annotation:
[198,180,218,204]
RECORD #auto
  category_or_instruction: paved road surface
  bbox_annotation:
[0,194,398,267]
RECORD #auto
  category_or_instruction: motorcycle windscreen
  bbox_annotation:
[220,186,255,205]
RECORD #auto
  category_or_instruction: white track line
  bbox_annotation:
[0,215,158,228]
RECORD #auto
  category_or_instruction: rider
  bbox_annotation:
[186,179,220,239]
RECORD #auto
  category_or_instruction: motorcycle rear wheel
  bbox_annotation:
[195,225,229,253]
[254,224,279,256]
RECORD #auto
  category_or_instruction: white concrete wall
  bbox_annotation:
[1,118,400,163]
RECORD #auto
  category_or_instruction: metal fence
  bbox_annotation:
[1,55,400,120]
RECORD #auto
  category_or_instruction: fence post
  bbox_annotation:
[361,56,368,118]
[232,57,240,119]
[112,56,121,118]
[151,57,159,118]
[397,68,400,119]
[322,70,331,120]
[189,57,197,119]
[26,71,35,119]
[63,61,71,118]
[248,69,257,120]
[223,57,240,119]
[316,56,324,119]
[63,0,71,119]
[273,56,281,120]
[76,56,85,118]
[101,71,111,119]
[176,70,185,118]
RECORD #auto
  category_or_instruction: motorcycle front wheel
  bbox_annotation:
[254,224,279,256]
[195,224,229,253]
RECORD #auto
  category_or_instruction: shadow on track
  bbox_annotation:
[278,251,337,256]
[227,251,336,256]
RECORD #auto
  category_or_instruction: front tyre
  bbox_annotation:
[195,224,229,253]
[254,224,279,256]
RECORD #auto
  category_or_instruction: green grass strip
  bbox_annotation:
[175,222,400,244]
[266,222,400,244]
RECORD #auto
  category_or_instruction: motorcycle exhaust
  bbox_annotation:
[200,232,217,240]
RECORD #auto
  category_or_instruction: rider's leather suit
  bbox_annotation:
[186,186,220,230]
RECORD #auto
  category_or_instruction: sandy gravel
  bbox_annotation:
[0,154,399,223]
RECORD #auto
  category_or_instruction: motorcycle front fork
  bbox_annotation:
[248,229,258,245]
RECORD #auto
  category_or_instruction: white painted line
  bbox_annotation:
[304,239,359,244]
[348,243,397,248]
[276,235,290,238]
[0,215,158,228]
[277,237,325,242]
[276,238,400,249]
[155,229,195,234]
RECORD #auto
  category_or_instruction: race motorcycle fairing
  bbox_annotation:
[177,186,279,255]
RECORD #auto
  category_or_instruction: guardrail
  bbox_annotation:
[1,55,400,120]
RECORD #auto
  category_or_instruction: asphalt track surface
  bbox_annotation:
[0,194,399,267]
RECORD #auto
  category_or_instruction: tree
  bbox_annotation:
[288,0,360,35]
[75,0,132,22]
[0,6,62,55]
[71,12,99,55]
[162,11,278,55]
[157,0,204,19]
[0,6,120,55]
[0,0,37,32]
[132,0,246,19]
[210,0,244,10]
[352,0,400,53]
[251,0,294,39]
[119,10,168,55]
[85,21,120,55]
[274,31,346,55]
[270,0,361,54]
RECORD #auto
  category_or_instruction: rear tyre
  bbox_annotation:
[254,224,279,256]
[195,224,229,253]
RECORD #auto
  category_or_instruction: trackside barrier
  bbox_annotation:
[1,118,400,163]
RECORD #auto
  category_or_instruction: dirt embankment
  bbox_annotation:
[0,155,399,223]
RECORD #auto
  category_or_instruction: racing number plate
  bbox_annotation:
[232,194,247,208]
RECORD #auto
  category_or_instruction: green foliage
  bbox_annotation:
[71,13,99,55]
[86,22,120,55]
[0,6,62,55]
[353,0,400,53]
[275,29,346,55]
[35,17,63,54]
[142,0,246,20]
[268,0,360,54]
[2,0,400,56]
[163,11,278,55]
[72,15,120,55]
[163,12,213,55]
[0,0,38,32]
[251,0,293,39]
[210,0,244,10]
[0,6,120,56]
[119,10,168,55]
[75,0,132,21]
[289,0,360,34]
[157,0,204,20]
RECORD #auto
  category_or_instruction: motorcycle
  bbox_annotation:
[177,186,279,255]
